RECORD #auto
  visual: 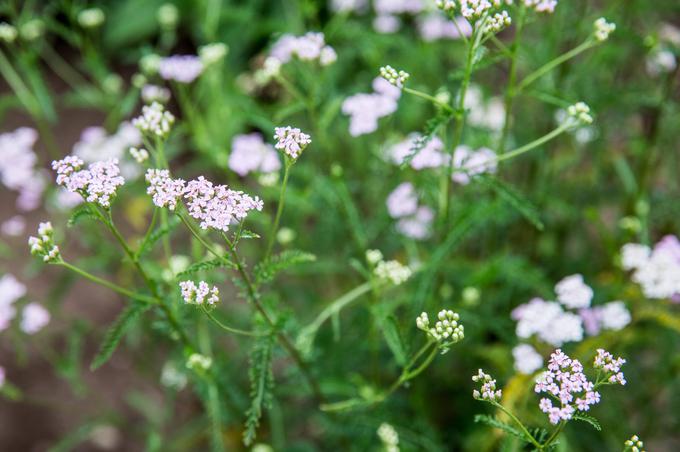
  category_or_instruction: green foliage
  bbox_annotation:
[474,414,528,443]
[254,249,316,284]
[243,333,275,446]
[572,413,602,431]
[90,303,149,370]
[175,257,236,278]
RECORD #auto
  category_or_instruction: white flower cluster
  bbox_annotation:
[145,169,185,210]
[159,55,204,83]
[342,77,401,137]
[379,65,410,88]
[52,156,125,207]
[273,126,312,159]
[387,134,449,170]
[417,13,472,42]
[416,310,465,350]
[179,280,220,306]
[374,259,412,285]
[593,18,615,42]
[129,147,149,163]
[21,302,50,334]
[472,369,502,401]
[566,102,593,126]
[485,10,511,33]
[78,8,105,28]
[28,222,60,263]
[451,146,498,185]
[385,182,434,240]
[624,435,645,452]
[186,353,212,371]
[269,32,336,67]
[465,85,506,132]
[376,423,399,452]
[523,0,557,13]
[228,133,281,177]
[621,236,680,300]
[141,84,171,104]
[437,0,512,23]
[132,102,175,138]
[512,344,543,374]
[199,42,228,66]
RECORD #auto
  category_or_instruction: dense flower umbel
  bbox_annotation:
[228,133,281,176]
[379,65,410,88]
[342,77,401,136]
[624,435,646,452]
[183,176,263,232]
[132,102,175,138]
[52,156,125,207]
[158,55,204,83]
[620,237,680,300]
[273,126,312,159]
[179,280,220,305]
[374,260,412,285]
[593,349,626,385]
[416,310,465,351]
[145,169,185,210]
[472,369,502,402]
[28,222,60,263]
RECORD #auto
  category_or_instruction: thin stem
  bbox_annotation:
[177,212,229,263]
[201,305,265,337]
[491,401,542,449]
[265,160,291,259]
[516,39,595,93]
[58,261,157,305]
[402,87,454,113]
[498,5,526,154]
[541,421,566,449]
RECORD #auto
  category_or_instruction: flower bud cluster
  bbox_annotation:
[379,65,410,88]
[179,280,220,306]
[485,11,511,33]
[624,435,645,452]
[416,310,465,350]
[132,102,175,138]
[78,8,105,28]
[593,17,616,42]
[472,369,502,401]
[186,353,212,371]
[567,102,593,126]
[374,259,412,285]
[0,22,18,43]
[129,147,149,163]
[28,222,60,263]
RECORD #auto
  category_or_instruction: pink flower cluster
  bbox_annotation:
[342,77,401,136]
[0,127,45,212]
[228,133,281,177]
[273,126,311,159]
[179,280,219,305]
[535,349,600,424]
[386,182,433,240]
[0,274,25,332]
[52,156,125,207]
[159,55,204,83]
[269,32,336,66]
[417,13,471,42]
[593,349,626,385]
[145,171,263,232]
[472,369,502,401]
[387,135,449,170]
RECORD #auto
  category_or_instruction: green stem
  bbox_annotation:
[177,212,228,263]
[265,159,292,259]
[402,87,454,113]
[201,305,265,337]
[498,5,526,154]
[541,421,566,449]
[58,261,157,305]
[491,401,542,449]
[516,39,595,93]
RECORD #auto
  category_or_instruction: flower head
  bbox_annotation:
[417,309,465,351]
[78,8,105,28]
[374,260,412,285]
[472,369,502,401]
[273,126,311,159]
[229,133,281,176]
[133,102,175,138]
[159,55,204,83]
[141,84,171,104]
[379,65,410,88]
[593,18,615,42]
[20,303,50,334]
[28,222,61,263]
[566,102,593,126]
[513,344,544,374]
[269,32,336,66]
[145,169,185,210]
[186,353,212,371]
[593,349,626,385]
[524,0,558,13]
[555,274,593,309]
[179,280,220,305]
[377,423,399,452]
[130,147,149,163]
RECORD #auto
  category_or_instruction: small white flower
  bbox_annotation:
[374,260,412,285]
[377,423,399,452]
[179,280,220,305]
[132,102,175,138]
[593,18,615,42]
[186,353,212,371]
[566,102,593,126]
[28,221,61,263]
[366,249,384,266]
[78,8,105,28]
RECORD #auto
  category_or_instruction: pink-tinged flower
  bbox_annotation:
[387,134,449,170]
[269,32,336,66]
[451,146,497,185]
[183,176,263,232]
[513,344,543,374]
[512,298,583,346]
[73,122,142,179]
[471,369,502,401]
[52,156,125,208]
[593,349,627,385]
[0,127,45,211]
[20,303,50,334]
[342,78,401,137]
[396,206,434,240]
[159,55,204,83]
[555,274,593,309]
[228,133,281,176]
[145,169,185,210]
[418,13,472,41]
[273,127,311,159]
[179,280,219,305]
[386,182,418,219]
[524,0,558,13]
[1,215,26,237]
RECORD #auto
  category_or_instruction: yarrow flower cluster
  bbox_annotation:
[52,156,125,207]
[566,102,593,126]
[269,32,336,66]
[145,169,185,210]
[0,274,26,332]
[593,17,615,42]
[624,435,646,452]
[417,13,472,42]
[593,348,626,385]
[512,344,544,374]
[385,183,434,240]
[523,0,558,13]
[20,302,50,334]
[376,423,399,452]
[228,133,281,177]
[179,280,220,305]
[485,10,511,33]
[132,102,175,138]
[273,126,312,159]
[437,0,512,23]
[158,55,204,83]
[555,274,593,309]
[28,222,60,263]
[374,259,412,285]
[0,127,45,212]
[620,236,680,301]
[534,349,600,424]
[451,145,498,185]
[341,77,401,136]
[471,369,502,401]
[141,84,171,104]
[416,309,465,351]
[379,65,410,88]
[387,134,449,170]
[72,123,142,179]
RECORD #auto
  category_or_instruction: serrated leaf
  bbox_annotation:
[67,205,98,227]
[90,303,149,370]
[572,413,601,431]
[176,257,236,278]
[474,414,530,443]
[243,334,275,446]
[479,175,545,231]
[255,249,316,284]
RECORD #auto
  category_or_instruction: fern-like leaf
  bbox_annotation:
[67,205,98,227]
[572,413,601,431]
[176,257,236,278]
[474,414,530,443]
[90,303,149,370]
[243,334,275,446]
[255,249,316,284]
